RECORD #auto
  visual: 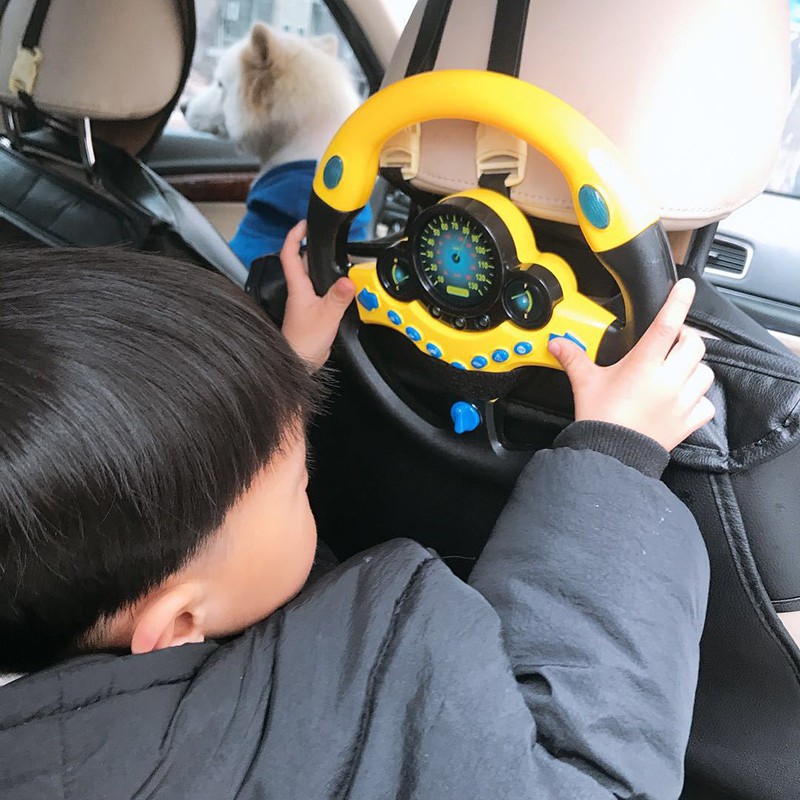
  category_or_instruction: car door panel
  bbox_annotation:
[704,192,800,356]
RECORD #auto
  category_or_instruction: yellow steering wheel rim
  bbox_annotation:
[313,69,658,254]
[307,69,675,372]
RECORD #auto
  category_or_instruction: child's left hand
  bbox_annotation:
[280,220,355,370]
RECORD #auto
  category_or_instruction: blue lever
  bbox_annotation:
[450,401,482,435]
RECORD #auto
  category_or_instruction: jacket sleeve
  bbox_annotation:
[468,422,710,800]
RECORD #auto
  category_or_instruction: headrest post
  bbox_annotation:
[2,105,22,150]
[77,116,98,184]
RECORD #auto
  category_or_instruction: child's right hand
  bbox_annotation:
[548,279,715,451]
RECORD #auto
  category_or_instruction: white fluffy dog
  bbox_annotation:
[184,23,370,265]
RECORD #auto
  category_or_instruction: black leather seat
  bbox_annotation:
[0,0,247,287]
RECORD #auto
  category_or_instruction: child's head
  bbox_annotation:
[0,248,319,673]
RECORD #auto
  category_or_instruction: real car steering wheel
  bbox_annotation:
[307,70,676,480]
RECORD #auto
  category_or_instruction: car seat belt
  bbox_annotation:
[8,0,54,109]
[477,0,531,194]
[404,0,453,78]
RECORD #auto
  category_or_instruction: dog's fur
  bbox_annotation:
[184,23,360,172]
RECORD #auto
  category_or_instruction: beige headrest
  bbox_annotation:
[384,0,791,230]
[0,0,185,121]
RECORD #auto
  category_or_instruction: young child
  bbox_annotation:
[0,225,713,800]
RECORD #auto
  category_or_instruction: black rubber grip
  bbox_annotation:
[596,222,676,362]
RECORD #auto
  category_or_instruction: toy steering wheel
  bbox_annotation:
[307,70,675,478]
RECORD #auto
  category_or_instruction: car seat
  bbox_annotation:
[380,2,800,799]
[0,0,247,287]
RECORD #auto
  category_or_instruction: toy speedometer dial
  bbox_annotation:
[413,207,502,311]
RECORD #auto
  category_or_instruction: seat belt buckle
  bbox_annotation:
[379,123,421,181]
[476,124,527,188]
[8,46,43,97]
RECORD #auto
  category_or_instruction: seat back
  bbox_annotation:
[0,0,247,286]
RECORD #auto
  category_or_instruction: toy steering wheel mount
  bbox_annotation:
[307,70,676,478]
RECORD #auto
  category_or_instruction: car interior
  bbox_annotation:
[0,1,798,799]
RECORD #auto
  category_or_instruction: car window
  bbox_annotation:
[767,2,800,196]
[168,0,368,131]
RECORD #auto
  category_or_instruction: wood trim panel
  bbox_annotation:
[165,172,256,203]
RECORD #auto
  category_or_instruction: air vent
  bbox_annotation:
[704,236,752,279]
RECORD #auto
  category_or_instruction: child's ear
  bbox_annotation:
[310,34,338,59]
[130,583,206,655]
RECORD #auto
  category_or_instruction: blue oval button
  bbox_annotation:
[426,343,442,359]
[492,349,509,363]
[471,356,488,370]
[451,361,466,371]
[514,341,533,356]
[387,310,402,325]
[405,326,422,342]
[323,156,344,189]
[578,185,610,230]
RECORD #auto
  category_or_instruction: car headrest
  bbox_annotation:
[0,0,191,155]
[383,0,791,231]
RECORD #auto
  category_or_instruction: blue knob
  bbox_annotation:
[357,288,379,312]
[450,401,482,435]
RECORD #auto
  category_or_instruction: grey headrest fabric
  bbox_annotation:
[0,0,185,122]
[384,0,791,230]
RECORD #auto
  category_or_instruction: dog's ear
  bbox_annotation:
[309,34,338,59]
[250,22,272,66]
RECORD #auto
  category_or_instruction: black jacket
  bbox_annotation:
[0,423,709,799]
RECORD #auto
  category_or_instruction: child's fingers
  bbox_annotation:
[664,327,706,379]
[319,277,355,325]
[281,220,310,293]
[680,363,715,406]
[685,396,716,435]
[548,337,595,388]
[632,279,696,363]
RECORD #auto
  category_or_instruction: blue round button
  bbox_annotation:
[323,156,344,189]
[514,341,533,356]
[450,401,482,435]
[492,349,509,363]
[578,185,610,230]
[387,310,402,326]
[471,355,488,370]
[426,343,442,359]
[451,361,466,371]
[405,326,422,342]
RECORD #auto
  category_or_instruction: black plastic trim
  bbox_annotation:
[324,0,384,93]
[596,222,675,358]
[716,287,800,338]
[307,191,353,294]
[146,130,258,175]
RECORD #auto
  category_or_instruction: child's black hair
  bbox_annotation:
[0,248,319,673]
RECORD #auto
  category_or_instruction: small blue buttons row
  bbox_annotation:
[470,343,532,369]
[364,298,587,370]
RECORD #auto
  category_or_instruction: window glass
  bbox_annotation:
[169,0,368,130]
[767,2,800,196]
